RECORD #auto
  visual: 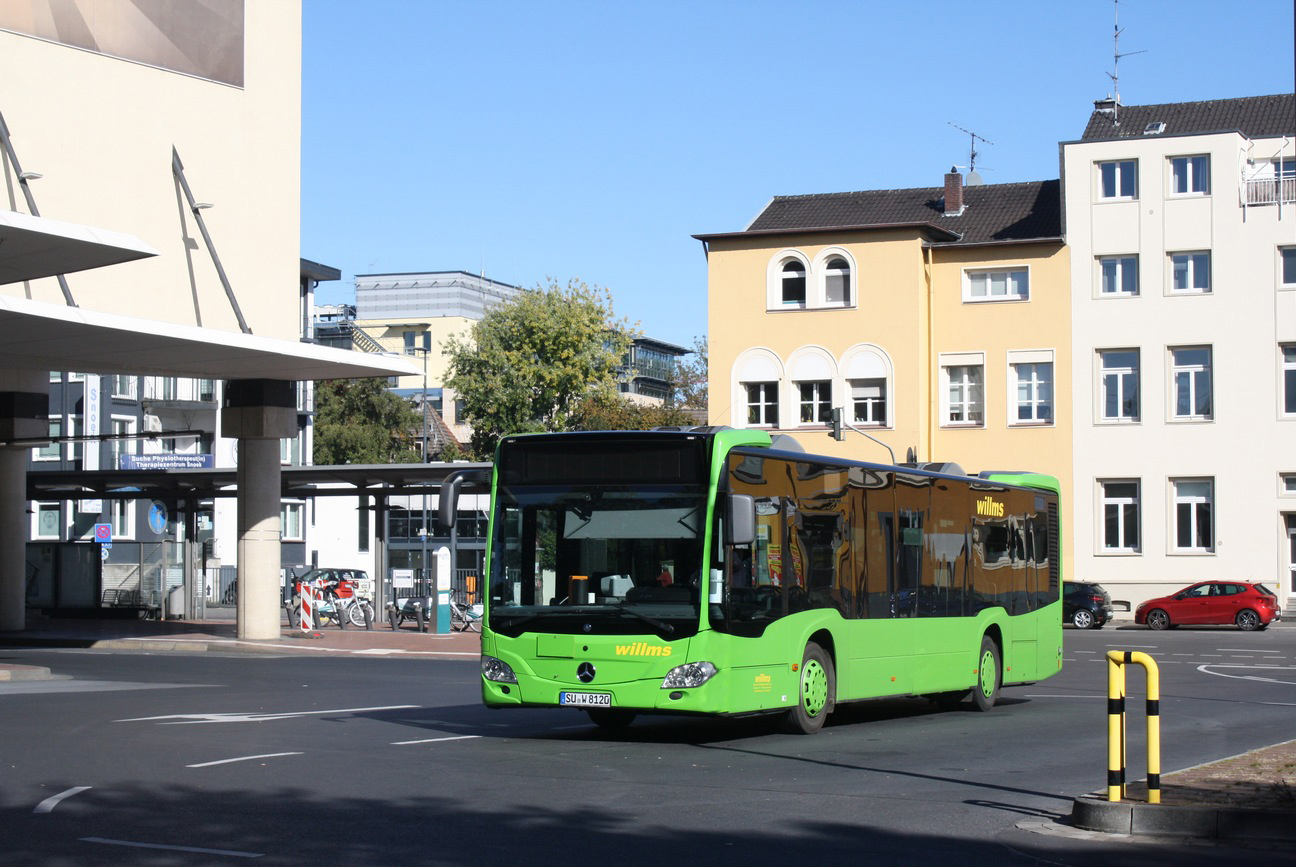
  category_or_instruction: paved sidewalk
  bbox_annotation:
[0,608,482,662]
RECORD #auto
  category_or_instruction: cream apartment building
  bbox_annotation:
[697,171,1072,572]
[1063,93,1296,610]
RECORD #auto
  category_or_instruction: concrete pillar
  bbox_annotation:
[236,437,281,639]
[0,371,48,633]
[222,379,297,641]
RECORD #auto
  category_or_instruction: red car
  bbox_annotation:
[1135,581,1281,631]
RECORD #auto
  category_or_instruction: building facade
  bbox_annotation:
[1063,93,1296,609]
[698,172,1073,573]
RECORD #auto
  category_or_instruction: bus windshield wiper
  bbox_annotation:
[609,603,675,634]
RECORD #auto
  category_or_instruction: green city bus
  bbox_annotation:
[439,427,1063,733]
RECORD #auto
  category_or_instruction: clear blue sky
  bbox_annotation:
[302,0,1295,349]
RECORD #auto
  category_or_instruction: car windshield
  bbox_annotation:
[486,484,707,637]
[1254,584,1276,597]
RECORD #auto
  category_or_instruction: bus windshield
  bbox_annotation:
[488,484,708,637]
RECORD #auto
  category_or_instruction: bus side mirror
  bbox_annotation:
[437,468,489,530]
[725,493,756,547]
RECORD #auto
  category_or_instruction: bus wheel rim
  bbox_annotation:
[802,659,828,716]
[979,650,996,696]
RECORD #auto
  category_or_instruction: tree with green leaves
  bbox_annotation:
[569,391,698,431]
[671,335,708,412]
[443,278,632,457]
[313,377,423,464]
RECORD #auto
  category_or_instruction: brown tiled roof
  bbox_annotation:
[1081,93,1294,140]
[730,180,1061,245]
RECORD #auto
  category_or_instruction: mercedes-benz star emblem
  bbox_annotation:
[577,662,596,683]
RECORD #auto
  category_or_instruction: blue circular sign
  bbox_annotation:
[148,500,168,535]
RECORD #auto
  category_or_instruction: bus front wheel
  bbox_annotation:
[972,635,1001,712]
[785,642,834,734]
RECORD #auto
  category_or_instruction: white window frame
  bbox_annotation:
[1097,349,1140,423]
[1279,473,1296,497]
[281,501,304,542]
[796,380,832,427]
[744,381,779,427]
[963,267,1029,303]
[812,248,857,309]
[1281,247,1296,289]
[766,251,810,311]
[33,417,62,462]
[32,501,62,540]
[110,375,137,400]
[940,353,985,427]
[1007,349,1053,426]
[1282,345,1296,417]
[109,498,135,541]
[1171,477,1214,554]
[1098,479,1141,554]
[780,259,807,307]
[1097,159,1138,200]
[1097,255,1139,297]
[1169,154,1210,196]
[1169,251,1211,294]
[1169,345,1213,421]
[110,415,137,470]
[848,378,887,427]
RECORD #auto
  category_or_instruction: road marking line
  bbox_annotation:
[187,752,304,768]
[81,837,262,858]
[116,704,418,724]
[34,786,91,814]
[391,735,481,745]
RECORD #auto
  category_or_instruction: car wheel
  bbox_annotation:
[1235,609,1261,631]
[1072,609,1094,629]
[1146,609,1170,630]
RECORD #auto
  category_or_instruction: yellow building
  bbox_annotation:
[696,171,1072,570]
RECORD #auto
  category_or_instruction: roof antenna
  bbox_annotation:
[1107,0,1146,126]
[948,122,993,185]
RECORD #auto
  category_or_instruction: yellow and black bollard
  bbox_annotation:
[1106,650,1161,804]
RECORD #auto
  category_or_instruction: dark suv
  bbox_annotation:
[1063,582,1114,629]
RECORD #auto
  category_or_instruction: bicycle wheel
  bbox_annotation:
[347,601,370,627]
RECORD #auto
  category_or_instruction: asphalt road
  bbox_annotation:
[2,624,1294,865]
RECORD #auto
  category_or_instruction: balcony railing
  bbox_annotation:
[1243,175,1296,206]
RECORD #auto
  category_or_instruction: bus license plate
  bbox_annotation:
[560,691,611,708]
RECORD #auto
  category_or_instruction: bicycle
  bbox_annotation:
[297,579,374,628]
[449,591,483,633]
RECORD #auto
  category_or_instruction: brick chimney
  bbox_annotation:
[943,167,964,217]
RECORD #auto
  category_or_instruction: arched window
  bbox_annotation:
[824,257,851,305]
[781,260,806,306]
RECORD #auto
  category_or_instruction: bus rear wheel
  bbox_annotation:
[785,642,834,734]
[972,635,1001,712]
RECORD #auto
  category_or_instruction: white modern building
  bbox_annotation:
[1063,93,1295,610]
[1,2,414,637]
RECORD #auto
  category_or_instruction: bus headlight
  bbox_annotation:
[481,655,518,683]
[661,661,718,689]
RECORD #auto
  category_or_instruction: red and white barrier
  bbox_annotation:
[299,581,315,632]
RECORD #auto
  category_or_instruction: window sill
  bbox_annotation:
[1096,549,1142,557]
[1095,418,1142,425]
[1009,420,1054,428]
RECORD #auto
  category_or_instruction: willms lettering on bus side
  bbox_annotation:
[975,496,1006,518]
